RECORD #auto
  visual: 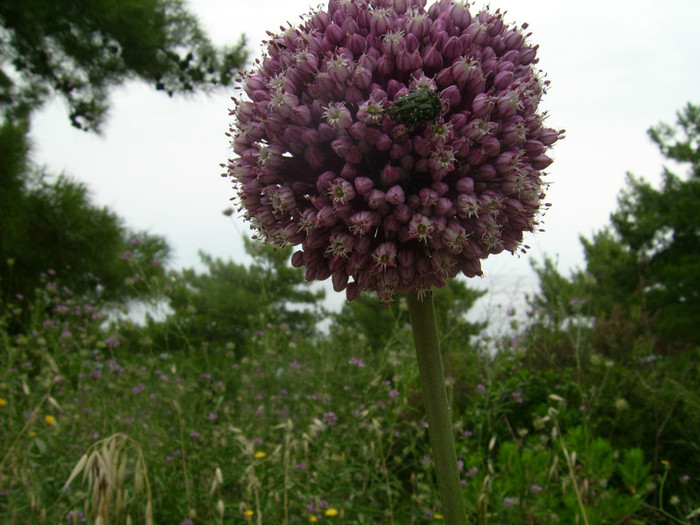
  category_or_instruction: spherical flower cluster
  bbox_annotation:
[227,0,563,301]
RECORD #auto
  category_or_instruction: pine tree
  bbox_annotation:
[530,104,700,349]
[0,0,246,131]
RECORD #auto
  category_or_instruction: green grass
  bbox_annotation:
[1,281,698,524]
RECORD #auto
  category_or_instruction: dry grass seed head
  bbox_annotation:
[62,433,153,525]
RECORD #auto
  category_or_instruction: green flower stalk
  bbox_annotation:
[226,0,561,521]
[408,290,466,524]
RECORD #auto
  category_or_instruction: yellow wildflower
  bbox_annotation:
[433,513,444,520]
[254,451,266,459]
[325,508,339,517]
[661,460,670,468]
[44,415,55,425]
[243,510,254,517]
[309,517,318,523]
[0,398,7,407]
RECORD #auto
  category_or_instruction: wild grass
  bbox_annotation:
[1,275,698,524]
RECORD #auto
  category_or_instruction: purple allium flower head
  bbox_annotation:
[227,0,563,301]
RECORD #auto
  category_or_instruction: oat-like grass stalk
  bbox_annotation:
[62,432,153,525]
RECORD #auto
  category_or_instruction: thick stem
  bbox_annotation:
[407,290,467,525]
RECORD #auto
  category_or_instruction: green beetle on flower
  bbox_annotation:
[387,88,443,127]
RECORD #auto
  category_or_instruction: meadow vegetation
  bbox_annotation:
[1,235,697,524]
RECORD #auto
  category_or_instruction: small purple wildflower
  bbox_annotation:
[132,383,145,395]
[530,484,543,494]
[349,356,366,368]
[105,336,120,348]
[66,509,87,523]
[207,412,219,421]
[388,389,399,398]
[107,359,123,374]
[322,412,338,426]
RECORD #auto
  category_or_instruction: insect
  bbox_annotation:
[387,88,443,127]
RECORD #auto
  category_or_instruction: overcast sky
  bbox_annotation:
[29,0,700,318]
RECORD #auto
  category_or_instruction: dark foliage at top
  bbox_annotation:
[0,0,247,131]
